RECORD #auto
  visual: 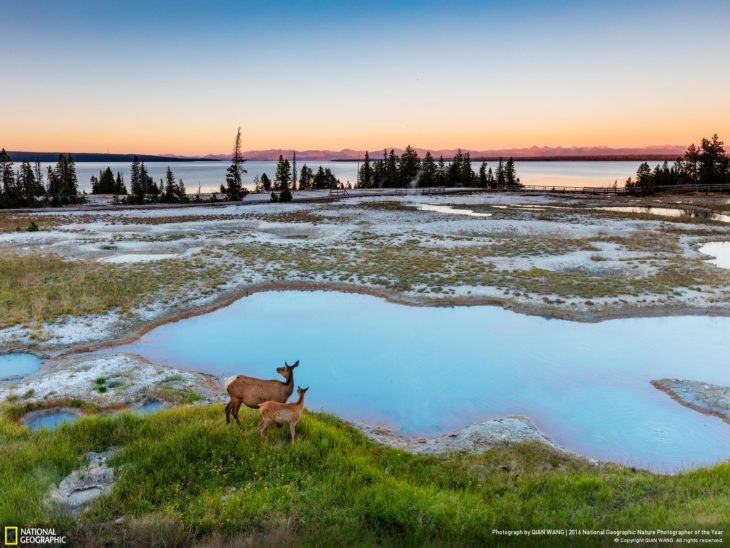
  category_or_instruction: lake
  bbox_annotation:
[103,290,730,473]
[31,160,649,194]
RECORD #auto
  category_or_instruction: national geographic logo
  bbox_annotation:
[3,526,67,545]
[4,527,18,546]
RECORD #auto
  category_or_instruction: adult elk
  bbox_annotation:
[224,360,299,425]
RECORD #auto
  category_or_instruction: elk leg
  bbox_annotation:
[259,418,271,440]
[289,422,296,443]
[233,401,243,426]
[225,402,231,424]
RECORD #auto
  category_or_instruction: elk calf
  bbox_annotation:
[258,386,309,443]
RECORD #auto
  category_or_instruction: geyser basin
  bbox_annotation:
[106,290,730,472]
[0,353,42,379]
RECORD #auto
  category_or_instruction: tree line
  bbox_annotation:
[626,134,729,194]
[357,146,521,189]
[90,158,189,204]
[0,149,82,208]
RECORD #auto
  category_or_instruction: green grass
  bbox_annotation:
[1,404,729,546]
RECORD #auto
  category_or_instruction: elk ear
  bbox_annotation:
[284,361,289,367]
[292,360,300,368]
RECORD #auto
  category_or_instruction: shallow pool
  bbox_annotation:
[0,353,42,378]
[699,241,730,269]
[106,290,730,472]
[596,206,730,223]
[25,410,80,431]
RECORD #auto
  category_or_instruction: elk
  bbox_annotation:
[224,360,299,425]
[258,386,309,443]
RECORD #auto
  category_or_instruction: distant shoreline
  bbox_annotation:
[6,151,221,163]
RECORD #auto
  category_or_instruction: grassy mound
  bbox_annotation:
[1,404,729,546]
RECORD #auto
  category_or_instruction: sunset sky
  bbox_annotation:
[3,0,730,155]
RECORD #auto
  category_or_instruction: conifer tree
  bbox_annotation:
[421,152,436,187]
[299,165,313,190]
[358,151,372,188]
[478,162,488,188]
[496,158,505,186]
[436,156,447,187]
[163,166,176,202]
[114,172,127,194]
[225,127,247,200]
[0,149,16,197]
[130,156,144,203]
[275,155,292,190]
[260,172,272,192]
[175,178,188,202]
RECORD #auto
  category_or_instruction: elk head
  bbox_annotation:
[276,360,300,381]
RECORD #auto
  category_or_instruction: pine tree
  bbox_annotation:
[496,158,505,186]
[0,149,16,198]
[421,152,436,187]
[275,155,292,190]
[699,134,728,185]
[504,157,519,186]
[164,166,176,202]
[436,156,447,187]
[478,162,488,188]
[399,145,420,185]
[486,167,495,188]
[260,173,272,192]
[299,165,313,190]
[64,153,79,198]
[114,172,127,194]
[462,152,474,185]
[225,127,248,200]
[384,149,398,188]
[358,151,372,188]
[130,156,144,203]
[92,167,117,194]
[175,178,188,202]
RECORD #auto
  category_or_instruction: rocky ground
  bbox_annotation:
[0,353,221,409]
[652,378,730,424]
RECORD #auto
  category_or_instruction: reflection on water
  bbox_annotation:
[0,354,42,378]
[105,290,730,472]
[596,206,730,223]
[418,204,492,217]
[699,241,730,269]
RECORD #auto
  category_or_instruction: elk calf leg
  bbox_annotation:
[289,422,297,443]
[259,418,272,440]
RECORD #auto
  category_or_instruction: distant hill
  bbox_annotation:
[6,145,688,163]
[6,151,220,163]
[204,145,687,162]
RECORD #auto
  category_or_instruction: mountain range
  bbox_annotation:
[206,145,688,161]
[5,145,688,163]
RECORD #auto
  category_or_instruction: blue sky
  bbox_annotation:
[3,0,729,153]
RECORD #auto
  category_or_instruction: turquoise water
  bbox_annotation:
[137,401,165,414]
[0,354,42,378]
[107,290,730,472]
[26,411,80,431]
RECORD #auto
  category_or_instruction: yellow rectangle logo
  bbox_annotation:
[4,526,19,546]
